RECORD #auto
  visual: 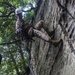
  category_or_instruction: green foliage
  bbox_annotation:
[0,0,35,75]
[24,10,34,21]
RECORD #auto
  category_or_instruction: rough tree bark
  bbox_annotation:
[30,0,75,75]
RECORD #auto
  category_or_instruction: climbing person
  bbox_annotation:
[15,7,62,50]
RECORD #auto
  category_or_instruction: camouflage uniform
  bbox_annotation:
[16,18,62,44]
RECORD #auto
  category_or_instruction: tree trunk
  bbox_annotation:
[30,0,75,75]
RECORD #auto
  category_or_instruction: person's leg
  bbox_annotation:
[33,29,62,46]
[34,20,55,37]
[33,29,50,42]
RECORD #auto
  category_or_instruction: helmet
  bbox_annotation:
[15,7,22,14]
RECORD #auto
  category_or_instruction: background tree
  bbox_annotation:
[0,0,35,75]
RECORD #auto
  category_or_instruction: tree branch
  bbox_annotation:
[22,8,35,12]
[0,2,15,18]
[56,0,75,19]
[2,2,16,9]
[0,11,14,17]
[0,40,20,45]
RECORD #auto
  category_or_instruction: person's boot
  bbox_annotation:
[50,39,63,47]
